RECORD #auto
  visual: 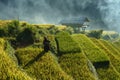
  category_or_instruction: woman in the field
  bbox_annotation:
[43,37,50,52]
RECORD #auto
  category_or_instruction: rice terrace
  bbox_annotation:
[0,0,120,80]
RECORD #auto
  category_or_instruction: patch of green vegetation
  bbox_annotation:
[24,51,73,80]
[0,38,5,46]
[113,40,120,52]
[4,41,18,64]
[100,40,120,57]
[91,38,120,79]
[15,47,72,79]
[16,27,36,45]
[72,34,109,66]
[86,29,103,39]
[33,24,55,29]
[55,31,81,55]
[0,20,20,37]
[15,48,43,67]
[0,39,34,80]
[59,52,96,80]
[93,39,120,72]
[47,35,57,54]
[0,20,13,26]
[1,20,120,79]
[96,64,120,80]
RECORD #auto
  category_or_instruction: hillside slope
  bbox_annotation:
[72,34,109,68]
[0,20,120,80]
[55,32,96,80]
[0,39,33,80]
[59,53,96,80]
[15,48,73,80]
[91,38,120,80]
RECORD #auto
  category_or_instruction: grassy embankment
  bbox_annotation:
[15,47,73,80]
[91,38,120,80]
[72,34,109,68]
[0,38,34,80]
[56,32,96,80]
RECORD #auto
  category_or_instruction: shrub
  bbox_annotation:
[65,26,74,34]
[0,28,7,37]
[20,22,28,27]
[102,34,111,40]
[48,26,58,34]
[87,30,103,39]
[7,20,20,37]
[38,28,49,36]
[16,27,35,45]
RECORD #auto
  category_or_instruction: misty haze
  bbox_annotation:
[0,0,120,32]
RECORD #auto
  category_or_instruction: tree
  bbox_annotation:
[16,27,35,45]
[87,30,103,39]
[65,26,74,34]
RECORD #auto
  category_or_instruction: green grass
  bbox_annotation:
[113,40,120,47]
[91,38,120,80]
[55,32,81,55]
[5,41,18,64]
[100,40,120,58]
[24,51,73,80]
[0,20,12,27]
[112,40,120,52]
[96,64,120,80]
[33,24,55,29]
[1,20,120,79]
[15,48,43,67]
[72,34,109,65]
[59,52,96,80]
[15,47,72,80]
[0,38,5,46]
[92,39,120,73]
[0,39,34,80]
